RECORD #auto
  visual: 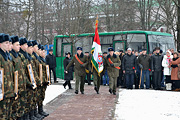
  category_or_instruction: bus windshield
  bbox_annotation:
[148,35,175,53]
[127,34,147,51]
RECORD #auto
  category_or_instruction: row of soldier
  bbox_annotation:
[0,34,50,120]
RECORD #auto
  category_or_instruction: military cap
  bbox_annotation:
[32,40,38,46]
[108,47,114,52]
[0,34,10,43]
[77,47,82,51]
[103,52,107,54]
[9,36,12,43]
[11,36,19,44]
[27,41,33,47]
[0,34,4,42]
[41,45,45,50]
[38,44,42,49]
[142,48,147,51]
[139,49,142,52]
[155,47,160,50]
[19,38,27,45]
[49,49,53,52]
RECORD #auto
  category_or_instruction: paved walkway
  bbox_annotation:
[44,85,118,120]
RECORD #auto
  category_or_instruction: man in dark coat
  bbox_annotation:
[46,49,57,83]
[63,52,73,89]
[137,48,151,89]
[151,47,163,90]
[117,50,124,87]
[122,48,137,89]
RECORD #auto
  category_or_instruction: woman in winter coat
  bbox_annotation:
[63,52,73,89]
[171,52,180,90]
[162,50,173,90]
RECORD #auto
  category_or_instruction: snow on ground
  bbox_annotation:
[43,85,66,105]
[115,89,180,120]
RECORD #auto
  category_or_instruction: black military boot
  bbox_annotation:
[109,89,112,94]
[38,106,49,117]
[75,90,78,94]
[94,86,99,94]
[113,91,116,95]
[29,110,38,120]
[34,108,44,119]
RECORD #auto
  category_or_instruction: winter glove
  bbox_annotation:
[110,64,114,67]
[27,84,34,90]
[139,64,143,69]
[43,82,49,86]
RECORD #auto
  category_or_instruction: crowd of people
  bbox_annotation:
[0,33,51,120]
[64,46,180,96]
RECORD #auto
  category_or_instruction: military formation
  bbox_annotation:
[65,47,120,95]
[0,34,50,120]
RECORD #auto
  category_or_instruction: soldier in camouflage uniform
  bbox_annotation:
[38,44,49,117]
[66,47,88,94]
[0,34,15,120]
[10,36,29,120]
[30,40,44,119]
[26,41,44,120]
[105,47,121,95]
[19,39,37,120]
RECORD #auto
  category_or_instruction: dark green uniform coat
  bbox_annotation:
[105,54,121,92]
[66,53,88,92]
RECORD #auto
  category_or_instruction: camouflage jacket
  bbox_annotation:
[0,48,14,98]
[19,49,32,87]
[10,50,27,94]
[30,53,41,86]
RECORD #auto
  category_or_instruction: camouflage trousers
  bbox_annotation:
[0,98,13,120]
[12,91,27,119]
[0,99,7,119]
[26,89,34,112]
[37,85,47,107]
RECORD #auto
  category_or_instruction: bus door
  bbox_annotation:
[113,41,126,52]
[60,43,72,79]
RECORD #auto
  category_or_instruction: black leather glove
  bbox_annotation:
[80,65,84,68]
[110,64,114,67]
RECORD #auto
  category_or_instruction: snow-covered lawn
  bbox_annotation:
[115,89,180,120]
[43,85,67,105]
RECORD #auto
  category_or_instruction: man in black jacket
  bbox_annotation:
[46,49,57,83]
[122,48,137,89]
[138,48,151,89]
[151,47,163,90]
